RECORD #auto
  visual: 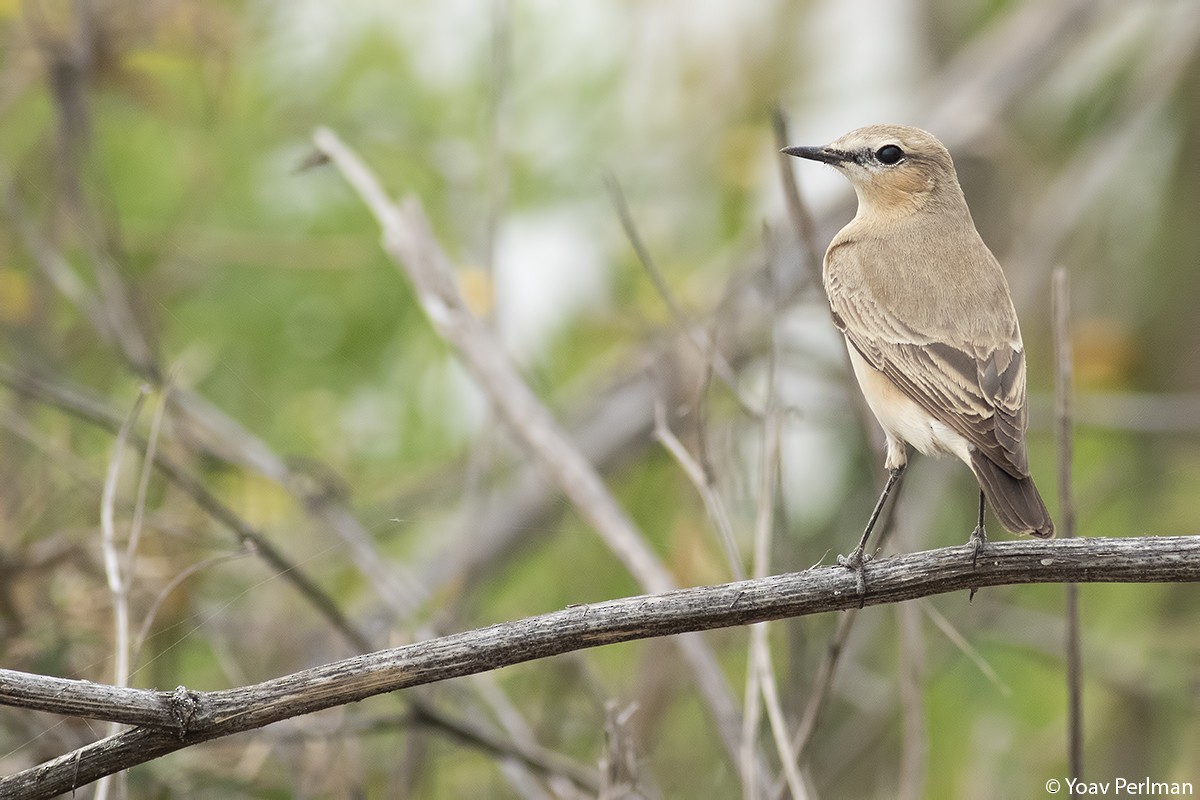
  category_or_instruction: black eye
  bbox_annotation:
[876,144,904,164]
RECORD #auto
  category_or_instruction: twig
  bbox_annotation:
[919,601,1011,697]
[756,645,808,800]
[168,388,427,617]
[130,550,251,671]
[12,111,428,623]
[412,697,600,795]
[96,385,148,800]
[605,171,761,417]
[780,469,909,766]
[600,701,651,800]
[1054,266,1083,792]
[2,535,1198,799]
[604,171,690,326]
[742,250,805,799]
[263,706,601,795]
[652,395,743,580]
[4,179,111,341]
[312,126,754,779]
[98,388,147,692]
[785,608,855,767]
[466,672,584,798]
[126,385,167,571]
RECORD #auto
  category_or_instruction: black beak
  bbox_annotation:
[780,145,848,165]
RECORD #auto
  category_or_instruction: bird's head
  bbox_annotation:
[782,124,963,216]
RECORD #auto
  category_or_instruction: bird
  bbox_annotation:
[781,124,1054,589]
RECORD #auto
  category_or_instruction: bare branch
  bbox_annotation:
[95,385,148,800]
[2,535,1198,799]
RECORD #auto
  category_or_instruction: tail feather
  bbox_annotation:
[969,451,1055,538]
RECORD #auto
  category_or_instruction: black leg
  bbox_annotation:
[839,464,906,599]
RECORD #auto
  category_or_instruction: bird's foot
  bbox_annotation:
[838,547,872,606]
[968,524,987,568]
[967,525,987,602]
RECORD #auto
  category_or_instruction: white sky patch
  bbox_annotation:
[493,210,610,365]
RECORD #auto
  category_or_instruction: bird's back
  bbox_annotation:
[825,207,1020,348]
[824,207,1031,479]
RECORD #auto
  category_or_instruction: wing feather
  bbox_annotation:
[828,260,1030,478]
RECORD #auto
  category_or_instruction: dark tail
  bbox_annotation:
[969,451,1055,538]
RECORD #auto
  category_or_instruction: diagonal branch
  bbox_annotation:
[2,535,1198,799]
[311,125,755,777]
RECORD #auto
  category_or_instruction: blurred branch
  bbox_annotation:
[95,385,148,800]
[1053,267,1083,794]
[652,395,742,580]
[1006,5,1200,309]
[312,125,756,779]
[770,106,822,281]
[3,535,1199,799]
[264,707,601,795]
[742,268,806,800]
[605,170,760,416]
[923,0,1105,138]
[0,363,373,654]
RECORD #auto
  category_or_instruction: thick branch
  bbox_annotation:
[3,535,1198,799]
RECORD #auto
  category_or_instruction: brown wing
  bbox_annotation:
[828,271,1030,479]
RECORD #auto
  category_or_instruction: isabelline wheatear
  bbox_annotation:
[783,125,1053,588]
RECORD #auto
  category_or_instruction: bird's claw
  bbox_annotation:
[968,525,987,568]
[838,548,872,605]
[967,525,987,601]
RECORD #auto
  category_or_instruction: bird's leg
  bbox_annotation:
[969,489,987,567]
[839,464,906,599]
[967,490,988,601]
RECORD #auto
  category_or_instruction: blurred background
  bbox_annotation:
[1,0,1198,796]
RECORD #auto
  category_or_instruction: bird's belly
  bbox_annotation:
[845,342,972,466]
